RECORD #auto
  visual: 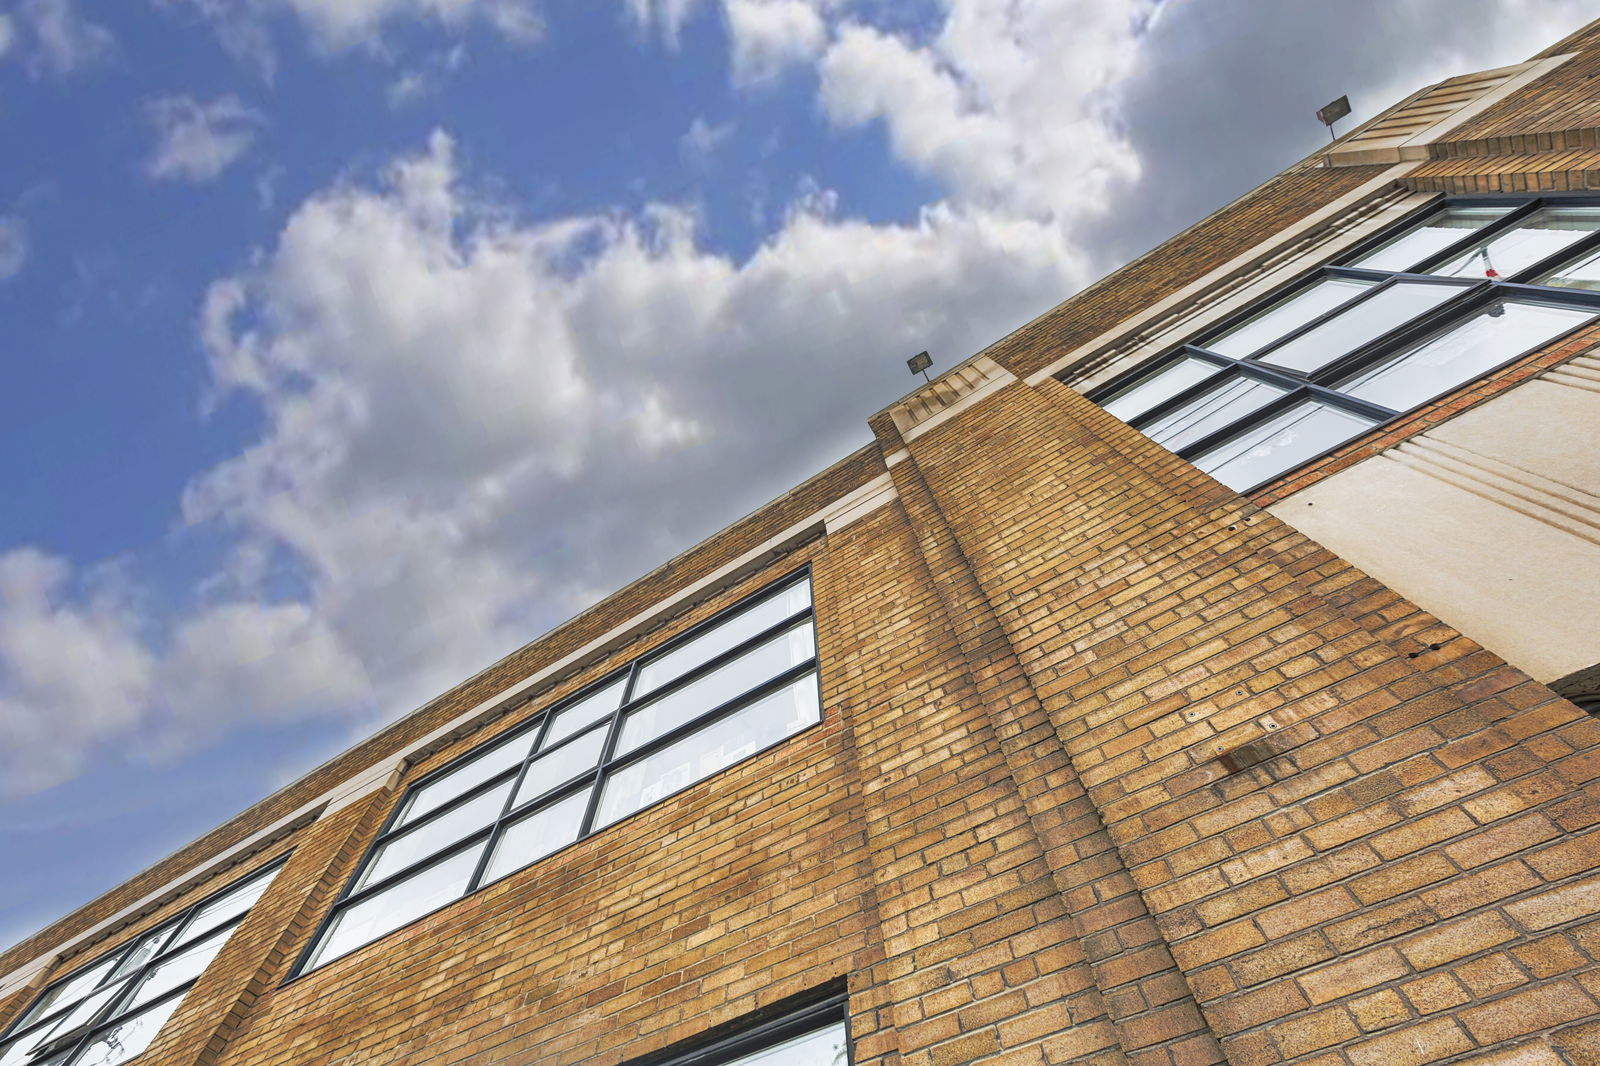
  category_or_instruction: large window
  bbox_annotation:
[0,862,282,1066]
[296,569,822,972]
[1089,197,1600,491]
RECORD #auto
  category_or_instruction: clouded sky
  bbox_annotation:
[1,0,1594,951]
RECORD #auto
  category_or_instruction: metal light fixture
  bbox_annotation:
[907,351,932,382]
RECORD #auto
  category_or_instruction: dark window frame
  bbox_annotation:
[1085,194,1600,493]
[289,564,823,978]
[623,982,850,1066]
[0,859,286,1066]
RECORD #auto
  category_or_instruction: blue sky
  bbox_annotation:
[0,0,1594,951]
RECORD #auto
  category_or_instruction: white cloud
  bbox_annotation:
[0,550,154,796]
[817,0,1149,220]
[387,43,468,107]
[0,217,27,281]
[176,129,1079,739]
[624,0,706,47]
[724,0,826,86]
[681,116,736,161]
[0,14,15,59]
[144,95,265,183]
[175,0,541,62]
[159,601,370,741]
[13,0,112,77]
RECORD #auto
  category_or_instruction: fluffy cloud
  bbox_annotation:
[175,129,1080,737]
[680,116,736,161]
[0,551,154,795]
[724,0,826,85]
[818,0,1148,220]
[0,217,26,281]
[172,0,538,75]
[623,0,706,47]
[159,602,371,740]
[144,95,265,183]
[10,0,112,77]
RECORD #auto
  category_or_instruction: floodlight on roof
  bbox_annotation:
[907,351,932,383]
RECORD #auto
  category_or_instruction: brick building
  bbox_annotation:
[6,17,1600,1066]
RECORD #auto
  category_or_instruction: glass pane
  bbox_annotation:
[1430,207,1600,279]
[1340,298,1594,412]
[106,928,176,983]
[510,728,607,808]
[1530,242,1600,291]
[1203,277,1376,359]
[1138,376,1288,452]
[635,578,812,697]
[1346,206,1512,271]
[179,866,278,942]
[0,1039,37,1066]
[1100,356,1221,422]
[35,980,129,1045]
[358,780,511,889]
[70,996,183,1066]
[1192,402,1375,491]
[309,846,481,967]
[731,1022,849,1066]
[396,729,533,827]
[481,790,589,884]
[618,622,817,757]
[1256,280,1460,373]
[543,676,627,745]
[596,672,821,828]
[13,957,118,1032]
[123,927,230,1013]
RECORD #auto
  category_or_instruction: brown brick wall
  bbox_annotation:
[885,375,1600,1063]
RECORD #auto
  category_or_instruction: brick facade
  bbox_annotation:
[8,18,1600,1066]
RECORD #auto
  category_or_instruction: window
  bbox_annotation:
[297,569,822,972]
[0,862,283,1066]
[1089,197,1600,492]
[631,987,848,1066]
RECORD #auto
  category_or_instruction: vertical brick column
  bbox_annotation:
[888,372,1600,1063]
[876,408,1227,1066]
[820,500,1118,1066]
[143,791,395,1066]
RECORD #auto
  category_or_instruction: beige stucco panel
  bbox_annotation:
[1269,372,1600,684]
[1426,377,1600,492]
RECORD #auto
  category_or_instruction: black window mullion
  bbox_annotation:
[629,610,815,707]
[1491,281,1600,310]
[1122,349,1244,428]
[375,764,524,844]
[1301,280,1492,388]
[68,980,196,1064]
[632,570,810,679]
[1505,228,1600,287]
[578,659,643,840]
[1228,272,1404,366]
[1087,347,1229,408]
[600,658,820,775]
[1170,388,1315,460]
[1405,198,1543,275]
[1324,265,1394,282]
[1189,267,1353,354]
[333,827,495,910]
[466,709,571,894]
